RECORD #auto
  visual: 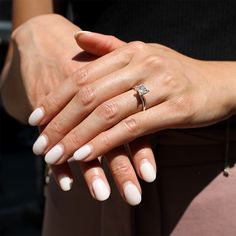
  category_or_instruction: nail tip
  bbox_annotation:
[32,147,41,156]
[140,161,157,183]
[45,145,64,164]
[74,30,92,39]
[144,175,156,183]
[28,107,44,126]
[124,182,142,206]
[73,145,92,161]
[59,176,73,191]
[96,192,110,201]
[32,135,48,155]
[92,178,110,201]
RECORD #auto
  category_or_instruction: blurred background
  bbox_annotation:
[0,0,44,235]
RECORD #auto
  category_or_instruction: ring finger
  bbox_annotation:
[32,65,142,157]
[43,80,163,165]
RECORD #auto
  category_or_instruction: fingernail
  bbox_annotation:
[74,30,92,39]
[67,156,75,163]
[45,144,64,164]
[58,175,73,191]
[32,135,48,155]
[28,107,45,126]
[73,144,93,161]
[140,159,156,183]
[92,178,110,201]
[123,181,141,206]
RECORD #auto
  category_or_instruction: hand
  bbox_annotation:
[1,14,86,123]
[1,17,156,205]
[35,32,157,205]
[33,33,236,165]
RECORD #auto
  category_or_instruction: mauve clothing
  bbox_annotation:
[43,1,236,235]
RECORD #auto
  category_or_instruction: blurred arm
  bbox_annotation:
[0,0,54,86]
[12,0,53,30]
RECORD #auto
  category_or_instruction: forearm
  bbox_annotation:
[13,0,53,29]
[1,0,54,86]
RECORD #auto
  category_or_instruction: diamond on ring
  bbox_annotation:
[133,84,149,111]
[134,84,149,96]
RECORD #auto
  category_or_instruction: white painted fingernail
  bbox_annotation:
[92,178,110,201]
[58,175,73,191]
[140,159,156,183]
[123,181,141,206]
[45,144,64,164]
[67,156,75,163]
[28,107,45,126]
[73,145,93,160]
[32,135,48,155]
[74,30,92,39]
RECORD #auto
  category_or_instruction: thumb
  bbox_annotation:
[74,31,125,56]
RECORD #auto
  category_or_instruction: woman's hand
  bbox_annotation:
[1,18,156,205]
[1,14,87,123]
[32,33,236,166]
[37,32,157,205]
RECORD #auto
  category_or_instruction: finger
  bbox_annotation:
[129,137,157,183]
[28,43,132,127]
[51,162,73,192]
[42,72,166,164]
[34,64,145,158]
[74,31,125,56]
[72,101,180,162]
[78,158,111,201]
[105,146,142,205]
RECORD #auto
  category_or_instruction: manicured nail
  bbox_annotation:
[74,30,92,39]
[28,107,44,126]
[123,181,141,206]
[32,135,48,155]
[73,145,93,161]
[92,178,110,201]
[45,144,64,164]
[67,156,75,163]
[58,175,73,191]
[140,159,156,183]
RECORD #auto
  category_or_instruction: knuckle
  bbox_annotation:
[100,132,113,149]
[111,160,131,177]
[95,102,119,122]
[48,119,64,137]
[123,117,139,136]
[73,68,89,87]
[136,148,151,159]
[107,35,117,42]
[128,41,146,51]
[46,95,60,110]
[142,55,163,70]
[104,35,118,50]
[75,86,95,106]
[161,73,177,89]
[66,131,80,148]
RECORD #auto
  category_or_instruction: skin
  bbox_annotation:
[34,32,236,166]
[1,14,156,204]
[1,0,53,88]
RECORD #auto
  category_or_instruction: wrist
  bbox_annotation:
[201,61,236,116]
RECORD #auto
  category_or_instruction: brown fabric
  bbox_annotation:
[42,119,236,236]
